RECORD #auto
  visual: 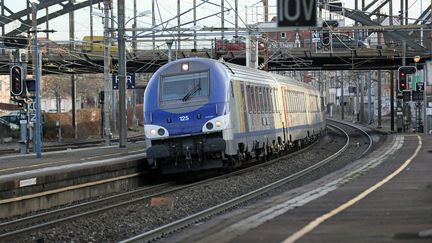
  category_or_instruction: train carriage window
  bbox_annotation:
[240,82,247,112]
[247,85,254,113]
[299,93,302,112]
[286,90,290,113]
[254,86,260,113]
[290,92,295,112]
[273,89,278,113]
[309,95,314,112]
[257,87,263,113]
[303,94,307,111]
[299,93,304,112]
[269,88,275,113]
[286,91,290,112]
[321,96,325,111]
[265,88,271,113]
[263,88,269,113]
[251,85,255,113]
[291,92,295,112]
[160,71,209,102]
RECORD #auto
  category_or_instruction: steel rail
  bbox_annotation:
[121,123,369,243]
[0,129,324,240]
[0,182,171,240]
[0,122,372,242]
[328,119,374,158]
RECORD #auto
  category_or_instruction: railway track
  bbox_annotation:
[121,121,372,242]
[0,121,373,242]
[0,136,319,240]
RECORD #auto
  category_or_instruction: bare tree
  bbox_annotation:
[42,75,71,112]
[76,74,104,108]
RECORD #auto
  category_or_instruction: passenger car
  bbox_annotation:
[143,58,326,174]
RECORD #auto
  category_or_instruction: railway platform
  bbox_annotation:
[0,140,147,217]
[172,125,432,242]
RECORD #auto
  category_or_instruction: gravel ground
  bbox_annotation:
[15,124,375,242]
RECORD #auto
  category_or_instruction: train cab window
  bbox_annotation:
[160,71,209,103]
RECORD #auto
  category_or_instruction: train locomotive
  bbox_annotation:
[144,57,326,174]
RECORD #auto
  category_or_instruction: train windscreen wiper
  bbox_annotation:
[181,83,201,102]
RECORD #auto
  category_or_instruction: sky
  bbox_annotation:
[1,0,427,45]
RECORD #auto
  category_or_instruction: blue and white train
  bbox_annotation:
[144,58,326,174]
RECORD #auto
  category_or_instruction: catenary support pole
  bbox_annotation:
[103,0,111,145]
[32,2,41,158]
[118,0,127,147]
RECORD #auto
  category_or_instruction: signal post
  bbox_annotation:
[5,40,30,154]
[397,65,422,132]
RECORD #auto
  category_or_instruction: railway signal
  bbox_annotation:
[322,31,330,46]
[398,66,416,92]
[10,65,24,96]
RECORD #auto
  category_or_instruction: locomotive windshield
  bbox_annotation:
[160,71,209,102]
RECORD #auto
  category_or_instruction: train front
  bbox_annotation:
[144,58,231,174]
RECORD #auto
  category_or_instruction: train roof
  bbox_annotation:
[176,58,317,92]
[222,60,315,90]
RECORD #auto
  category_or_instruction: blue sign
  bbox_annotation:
[112,73,136,90]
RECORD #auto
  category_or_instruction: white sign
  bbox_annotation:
[312,31,320,42]
[30,113,36,123]
[19,178,37,187]
[427,108,432,116]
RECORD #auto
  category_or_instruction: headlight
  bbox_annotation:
[202,114,230,133]
[158,128,165,135]
[145,124,169,139]
[206,122,213,130]
[150,129,157,135]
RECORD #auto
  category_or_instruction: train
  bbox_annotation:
[81,36,119,54]
[143,57,326,174]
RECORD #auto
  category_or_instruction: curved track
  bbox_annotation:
[0,121,373,242]
[121,121,372,242]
